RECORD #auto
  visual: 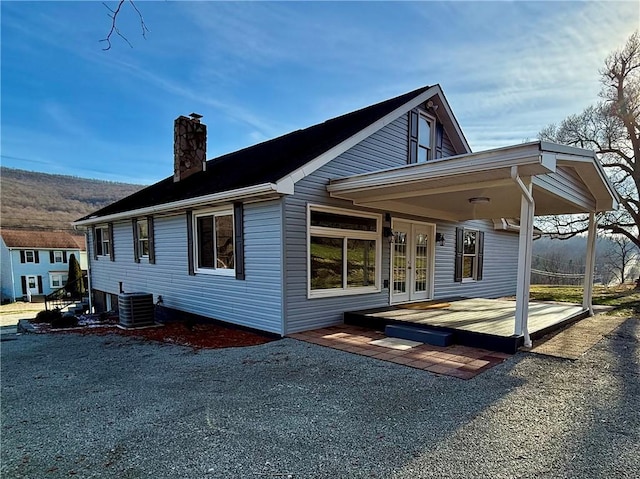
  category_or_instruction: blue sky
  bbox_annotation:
[1,1,638,185]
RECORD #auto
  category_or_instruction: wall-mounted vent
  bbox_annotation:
[118,292,154,328]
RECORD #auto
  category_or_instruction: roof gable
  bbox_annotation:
[77,84,470,223]
[1,229,86,250]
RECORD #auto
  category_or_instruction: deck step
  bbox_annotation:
[385,324,453,347]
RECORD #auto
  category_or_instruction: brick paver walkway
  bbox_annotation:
[289,325,510,379]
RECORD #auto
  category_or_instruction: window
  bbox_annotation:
[308,205,380,297]
[455,227,484,282]
[417,113,434,163]
[53,251,64,263]
[95,226,110,257]
[462,230,478,280]
[50,273,68,289]
[137,219,149,257]
[25,250,35,263]
[193,208,235,274]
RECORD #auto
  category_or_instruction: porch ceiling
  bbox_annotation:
[327,141,618,221]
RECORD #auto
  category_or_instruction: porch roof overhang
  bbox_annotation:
[327,141,618,221]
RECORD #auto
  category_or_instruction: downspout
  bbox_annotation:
[511,166,533,348]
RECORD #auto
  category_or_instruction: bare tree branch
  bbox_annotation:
[100,0,149,51]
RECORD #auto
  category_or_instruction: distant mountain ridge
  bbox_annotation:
[0,167,145,232]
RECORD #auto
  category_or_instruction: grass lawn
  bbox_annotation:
[530,284,640,317]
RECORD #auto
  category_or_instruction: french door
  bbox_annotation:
[391,220,435,304]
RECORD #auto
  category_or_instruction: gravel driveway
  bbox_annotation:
[2,319,639,478]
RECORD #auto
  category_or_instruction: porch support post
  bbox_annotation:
[513,170,534,347]
[582,212,597,315]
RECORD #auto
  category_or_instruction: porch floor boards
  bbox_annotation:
[344,298,588,353]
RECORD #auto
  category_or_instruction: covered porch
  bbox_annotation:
[329,141,618,349]
[344,298,588,353]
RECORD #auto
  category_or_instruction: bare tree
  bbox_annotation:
[537,31,640,247]
[602,234,639,284]
[101,0,149,51]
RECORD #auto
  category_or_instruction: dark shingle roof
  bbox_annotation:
[79,85,432,221]
[1,229,86,250]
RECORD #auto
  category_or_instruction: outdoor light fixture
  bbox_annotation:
[435,232,445,246]
[383,226,394,241]
[468,197,490,204]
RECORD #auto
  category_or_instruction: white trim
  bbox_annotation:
[24,250,36,263]
[192,206,236,276]
[461,228,479,281]
[389,219,436,304]
[417,110,436,163]
[277,85,471,191]
[74,182,286,226]
[307,204,382,299]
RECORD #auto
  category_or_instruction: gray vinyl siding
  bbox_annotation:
[441,129,457,157]
[284,116,408,333]
[89,200,284,334]
[432,219,519,299]
[283,114,515,333]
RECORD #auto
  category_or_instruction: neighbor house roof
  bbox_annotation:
[76,84,469,224]
[0,229,86,250]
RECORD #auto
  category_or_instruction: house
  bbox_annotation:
[0,229,87,302]
[74,85,617,347]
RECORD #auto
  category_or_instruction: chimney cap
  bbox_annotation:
[189,112,203,120]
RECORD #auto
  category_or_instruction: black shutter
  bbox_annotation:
[477,231,484,281]
[436,123,444,159]
[408,109,419,164]
[50,251,55,263]
[186,210,195,276]
[34,251,40,263]
[21,276,27,295]
[148,216,155,264]
[108,223,115,261]
[20,251,25,263]
[234,202,245,280]
[92,226,98,260]
[63,251,67,263]
[454,227,464,283]
[132,219,140,263]
[37,276,43,294]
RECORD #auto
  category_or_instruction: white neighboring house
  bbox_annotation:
[0,229,87,302]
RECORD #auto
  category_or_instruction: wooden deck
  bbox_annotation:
[344,298,588,353]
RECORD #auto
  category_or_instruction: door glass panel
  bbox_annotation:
[28,277,36,288]
[414,233,428,293]
[393,231,407,294]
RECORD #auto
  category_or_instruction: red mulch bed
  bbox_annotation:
[53,319,276,349]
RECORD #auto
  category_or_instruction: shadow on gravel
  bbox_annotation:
[1,333,527,478]
[558,317,640,477]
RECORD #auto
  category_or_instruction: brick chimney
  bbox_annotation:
[174,113,207,182]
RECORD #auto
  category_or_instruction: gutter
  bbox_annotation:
[74,182,292,226]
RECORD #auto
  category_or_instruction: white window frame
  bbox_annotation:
[24,250,36,263]
[192,207,235,276]
[307,204,382,299]
[95,226,110,257]
[462,228,479,282]
[49,273,68,289]
[53,250,64,263]
[417,111,436,163]
[136,219,149,258]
